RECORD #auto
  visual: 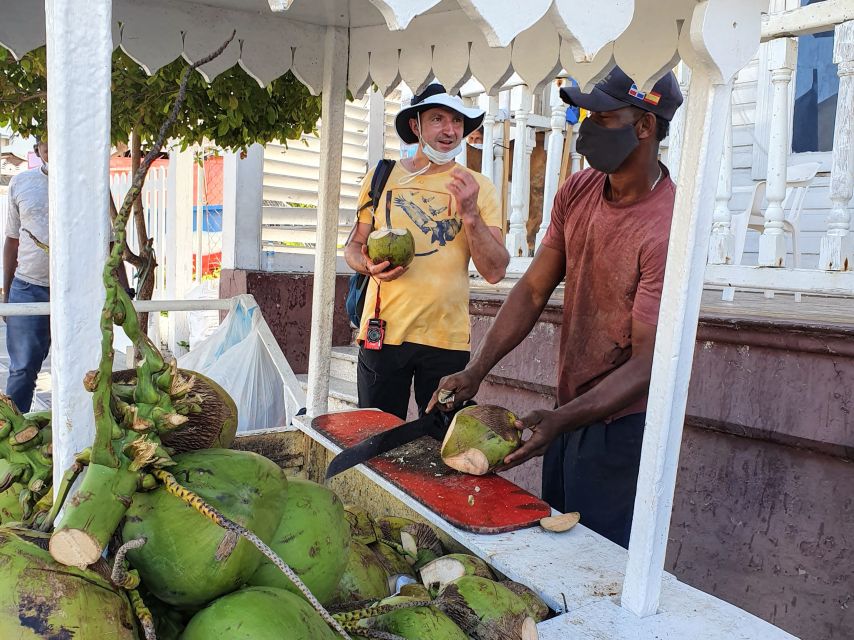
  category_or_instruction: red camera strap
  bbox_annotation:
[373,281,382,319]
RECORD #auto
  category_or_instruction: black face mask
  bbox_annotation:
[576,116,641,174]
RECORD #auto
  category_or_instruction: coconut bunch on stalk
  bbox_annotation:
[0,34,351,640]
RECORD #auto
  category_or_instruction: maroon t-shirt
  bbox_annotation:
[541,166,674,421]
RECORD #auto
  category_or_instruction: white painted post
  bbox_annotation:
[708,100,734,266]
[569,122,582,174]
[506,86,532,257]
[623,74,735,619]
[458,97,470,167]
[666,63,691,183]
[221,143,264,271]
[165,148,195,357]
[46,0,113,492]
[195,149,205,285]
[481,95,498,182]
[758,37,797,268]
[306,26,348,418]
[367,88,386,168]
[537,81,567,249]
[819,20,854,271]
[523,126,534,252]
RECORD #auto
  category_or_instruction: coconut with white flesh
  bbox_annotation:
[419,554,495,594]
[400,522,443,570]
[366,227,415,269]
[441,405,521,475]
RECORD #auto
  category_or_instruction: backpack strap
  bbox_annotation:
[349,159,396,243]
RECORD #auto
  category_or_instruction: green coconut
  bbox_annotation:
[373,515,417,545]
[139,589,191,640]
[420,553,495,594]
[344,504,377,545]
[0,526,139,639]
[372,540,416,577]
[440,405,521,475]
[121,448,288,608]
[248,478,350,604]
[436,575,537,640]
[331,540,391,604]
[356,595,468,640]
[180,586,338,640]
[366,227,416,269]
[500,581,550,623]
[371,541,416,593]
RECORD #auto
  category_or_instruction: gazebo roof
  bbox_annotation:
[0,0,755,97]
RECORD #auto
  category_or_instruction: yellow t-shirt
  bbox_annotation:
[356,162,502,351]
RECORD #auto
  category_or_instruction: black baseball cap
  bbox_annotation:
[560,66,683,121]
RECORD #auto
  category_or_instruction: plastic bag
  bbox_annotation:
[184,279,221,350]
[178,295,287,433]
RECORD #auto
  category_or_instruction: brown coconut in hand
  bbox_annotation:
[440,405,521,475]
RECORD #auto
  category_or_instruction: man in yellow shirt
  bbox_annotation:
[344,84,509,419]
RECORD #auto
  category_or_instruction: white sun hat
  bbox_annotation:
[394,83,485,144]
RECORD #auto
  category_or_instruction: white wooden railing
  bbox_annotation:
[0,295,306,425]
[706,12,854,298]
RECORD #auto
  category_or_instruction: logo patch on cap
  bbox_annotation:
[628,84,661,106]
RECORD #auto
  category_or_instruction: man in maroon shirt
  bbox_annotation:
[429,67,683,548]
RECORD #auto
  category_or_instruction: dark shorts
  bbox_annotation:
[357,342,469,420]
[541,412,646,548]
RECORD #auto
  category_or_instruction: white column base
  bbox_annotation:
[818,233,854,271]
[757,232,787,267]
[505,229,527,258]
[707,230,734,265]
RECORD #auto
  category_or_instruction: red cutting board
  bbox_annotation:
[312,410,551,534]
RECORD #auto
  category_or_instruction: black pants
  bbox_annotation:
[542,412,646,549]
[357,342,469,420]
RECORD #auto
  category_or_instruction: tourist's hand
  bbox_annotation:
[447,168,481,221]
[362,245,407,282]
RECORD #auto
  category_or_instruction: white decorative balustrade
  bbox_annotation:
[705,13,854,299]
[819,20,854,272]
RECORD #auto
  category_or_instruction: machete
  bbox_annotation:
[325,403,466,480]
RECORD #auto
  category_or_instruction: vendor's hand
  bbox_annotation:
[361,244,407,282]
[446,168,481,221]
[499,409,567,471]
[426,367,484,413]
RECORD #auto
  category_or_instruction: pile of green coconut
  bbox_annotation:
[0,393,546,640]
[0,35,549,640]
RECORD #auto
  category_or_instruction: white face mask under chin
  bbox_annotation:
[421,139,462,165]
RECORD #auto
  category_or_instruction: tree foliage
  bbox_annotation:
[0,45,322,150]
[0,42,322,330]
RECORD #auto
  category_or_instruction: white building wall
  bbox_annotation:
[262,92,402,212]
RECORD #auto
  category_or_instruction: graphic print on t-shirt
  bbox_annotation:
[385,188,461,256]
